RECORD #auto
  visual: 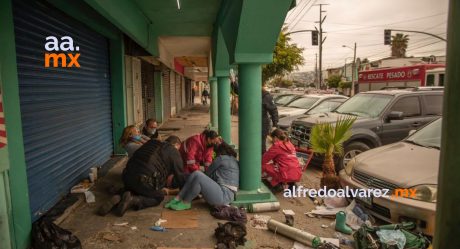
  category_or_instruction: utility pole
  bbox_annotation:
[351,42,356,96]
[315,4,328,89]
[315,53,318,87]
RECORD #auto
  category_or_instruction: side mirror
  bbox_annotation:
[408,129,417,136]
[387,111,404,121]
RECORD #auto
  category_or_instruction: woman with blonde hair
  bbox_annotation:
[120,125,150,157]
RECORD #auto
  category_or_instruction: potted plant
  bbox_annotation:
[309,116,356,189]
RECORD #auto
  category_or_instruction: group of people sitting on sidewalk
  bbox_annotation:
[98,118,302,217]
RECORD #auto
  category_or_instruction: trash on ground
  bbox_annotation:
[114,222,129,226]
[84,191,95,203]
[130,226,137,230]
[334,232,355,246]
[248,201,280,212]
[323,196,349,209]
[306,205,346,217]
[376,230,406,249]
[344,200,374,230]
[214,221,247,249]
[150,226,166,232]
[32,218,82,249]
[70,180,93,194]
[267,219,321,248]
[249,215,271,230]
[282,209,296,216]
[321,224,329,228]
[211,205,247,223]
[154,218,167,226]
[283,209,295,227]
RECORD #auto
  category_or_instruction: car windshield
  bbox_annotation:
[287,97,320,109]
[406,118,442,149]
[335,94,393,118]
[307,100,344,115]
[275,94,297,105]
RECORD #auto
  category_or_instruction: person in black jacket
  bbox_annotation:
[262,87,279,153]
[98,136,185,216]
[142,118,160,140]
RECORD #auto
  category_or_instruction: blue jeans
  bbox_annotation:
[179,171,234,205]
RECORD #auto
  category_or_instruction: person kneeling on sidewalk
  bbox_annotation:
[98,136,185,216]
[165,142,239,211]
[262,129,302,191]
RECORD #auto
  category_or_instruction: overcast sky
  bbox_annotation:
[284,0,449,72]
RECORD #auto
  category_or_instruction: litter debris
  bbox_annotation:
[214,221,247,249]
[248,202,280,212]
[335,232,355,246]
[283,209,295,227]
[376,230,406,249]
[70,180,93,194]
[321,224,329,228]
[114,222,129,227]
[306,205,346,217]
[211,205,247,223]
[150,226,166,232]
[292,238,340,249]
[267,219,321,248]
[154,218,167,226]
[324,196,349,209]
[84,191,95,203]
[130,226,137,231]
[249,215,271,230]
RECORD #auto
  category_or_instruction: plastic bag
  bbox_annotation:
[376,230,406,249]
[32,218,82,249]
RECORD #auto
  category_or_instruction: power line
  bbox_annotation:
[287,0,313,31]
[288,0,316,32]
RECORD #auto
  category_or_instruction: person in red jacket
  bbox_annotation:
[180,129,221,174]
[262,129,302,188]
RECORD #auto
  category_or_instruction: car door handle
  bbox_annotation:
[412,122,421,127]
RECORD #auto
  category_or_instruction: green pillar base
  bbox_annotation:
[231,183,278,208]
[207,124,218,131]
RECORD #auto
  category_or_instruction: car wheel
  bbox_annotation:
[338,142,371,171]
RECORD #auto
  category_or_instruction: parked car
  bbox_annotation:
[278,94,348,118]
[278,98,348,130]
[289,87,443,170]
[273,93,301,107]
[339,117,442,236]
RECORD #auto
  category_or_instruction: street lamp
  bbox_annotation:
[342,43,357,96]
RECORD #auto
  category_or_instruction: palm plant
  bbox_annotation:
[309,116,357,189]
[391,33,409,58]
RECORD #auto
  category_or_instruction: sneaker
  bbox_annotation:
[164,198,180,208]
[170,200,191,211]
[115,191,136,217]
[97,195,121,216]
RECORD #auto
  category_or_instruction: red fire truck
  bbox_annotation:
[357,64,445,92]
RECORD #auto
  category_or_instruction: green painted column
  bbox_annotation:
[154,71,164,123]
[434,1,460,248]
[217,76,231,143]
[109,35,127,155]
[209,77,218,129]
[238,64,262,191]
[0,0,32,248]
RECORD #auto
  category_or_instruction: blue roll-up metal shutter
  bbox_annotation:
[13,0,113,220]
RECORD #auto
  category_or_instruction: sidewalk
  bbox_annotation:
[60,104,353,249]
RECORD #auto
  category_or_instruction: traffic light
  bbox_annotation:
[311,31,319,46]
[384,29,391,45]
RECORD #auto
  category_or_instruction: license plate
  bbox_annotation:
[356,195,373,206]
